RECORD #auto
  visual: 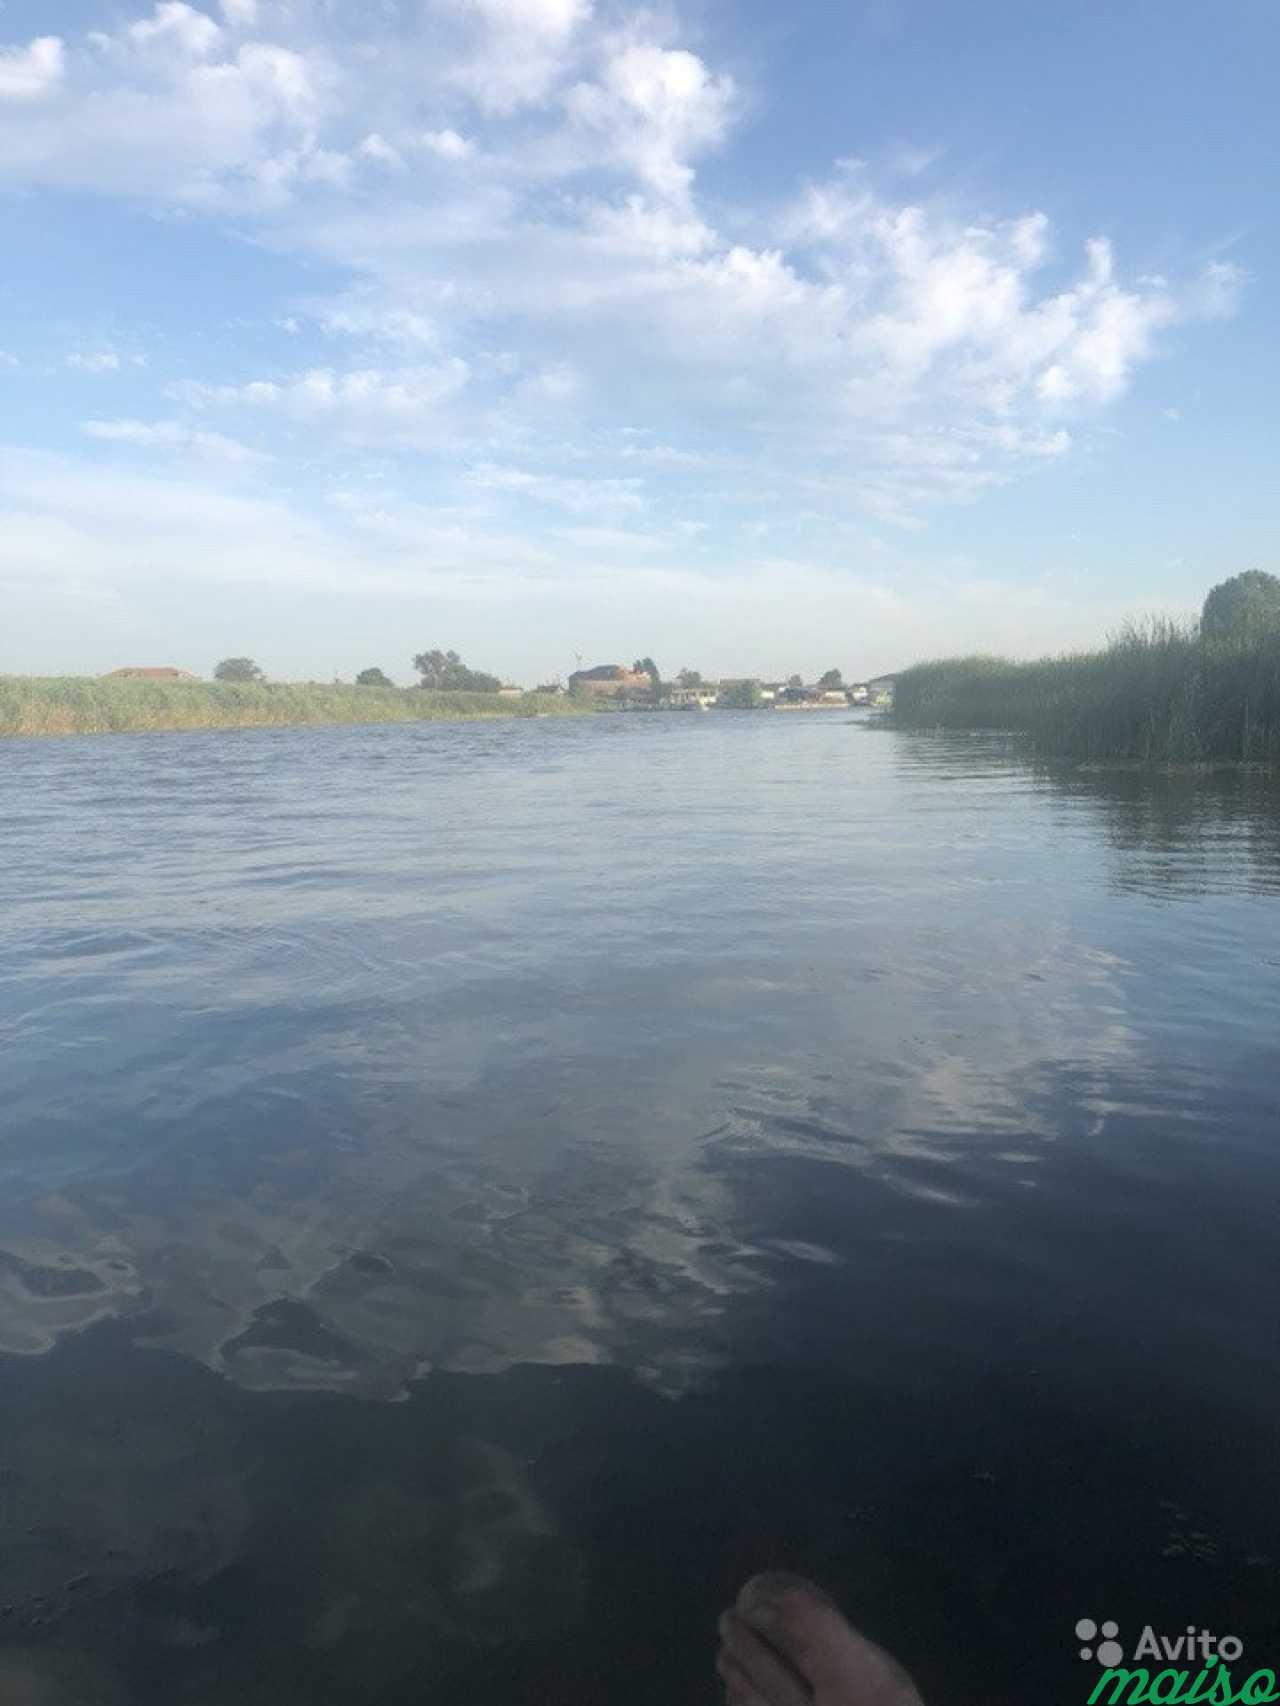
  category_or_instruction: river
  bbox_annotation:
[1,714,1277,1703]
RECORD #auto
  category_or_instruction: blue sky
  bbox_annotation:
[0,0,1274,684]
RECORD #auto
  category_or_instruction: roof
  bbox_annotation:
[103,667,198,680]
[569,665,652,686]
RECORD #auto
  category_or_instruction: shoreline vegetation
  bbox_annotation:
[0,677,590,739]
[891,621,1280,764]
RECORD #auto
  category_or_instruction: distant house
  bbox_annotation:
[773,683,848,708]
[497,684,523,698]
[665,683,717,709]
[103,667,198,681]
[568,664,653,698]
[848,684,870,704]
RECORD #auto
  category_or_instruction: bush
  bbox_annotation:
[1201,571,1280,641]
[411,649,501,692]
[213,657,266,682]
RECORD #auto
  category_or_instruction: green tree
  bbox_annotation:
[412,648,501,692]
[631,656,661,700]
[818,668,844,689]
[214,657,265,682]
[355,667,393,688]
[1201,571,1280,641]
[787,674,804,688]
[719,679,763,709]
[676,668,703,687]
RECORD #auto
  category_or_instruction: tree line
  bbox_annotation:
[210,573,1280,692]
[211,650,504,691]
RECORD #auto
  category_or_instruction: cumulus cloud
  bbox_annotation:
[451,0,593,112]
[0,0,1250,575]
[0,8,325,205]
[129,3,224,58]
[0,36,65,100]
[358,132,404,170]
[566,38,734,201]
[419,127,474,160]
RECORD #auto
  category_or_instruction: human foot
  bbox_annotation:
[716,1573,923,1706]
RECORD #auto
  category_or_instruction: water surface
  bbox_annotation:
[1,716,1277,1702]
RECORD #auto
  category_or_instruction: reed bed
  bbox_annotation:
[891,621,1280,763]
[0,678,588,738]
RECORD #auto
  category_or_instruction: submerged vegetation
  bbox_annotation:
[892,620,1280,763]
[0,677,587,738]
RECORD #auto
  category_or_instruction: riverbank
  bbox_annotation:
[891,623,1280,763]
[0,676,590,737]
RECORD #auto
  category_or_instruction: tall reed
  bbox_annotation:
[891,621,1280,762]
[0,678,589,738]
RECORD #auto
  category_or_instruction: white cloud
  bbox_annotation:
[68,351,122,373]
[0,35,64,100]
[0,0,1252,645]
[567,39,734,201]
[451,0,593,112]
[419,127,474,160]
[171,361,471,443]
[586,194,712,257]
[129,3,224,58]
[359,132,404,170]
[82,416,265,461]
[470,461,645,515]
[1186,258,1244,321]
[0,13,325,206]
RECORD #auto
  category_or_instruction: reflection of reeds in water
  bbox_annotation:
[892,620,1280,763]
[0,678,589,737]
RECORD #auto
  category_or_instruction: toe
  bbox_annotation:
[734,1575,923,1706]
[718,1648,775,1706]
[718,1611,813,1706]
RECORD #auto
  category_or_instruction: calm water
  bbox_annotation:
[1,715,1278,1704]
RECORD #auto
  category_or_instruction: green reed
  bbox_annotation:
[0,678,590,738]
[891,620,1280,762]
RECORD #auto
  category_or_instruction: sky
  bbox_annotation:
[0,0,1275,685]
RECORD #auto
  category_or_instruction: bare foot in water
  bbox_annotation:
[717,1573,924,1706]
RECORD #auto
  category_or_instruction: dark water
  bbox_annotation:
[1,715,1278,1704]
